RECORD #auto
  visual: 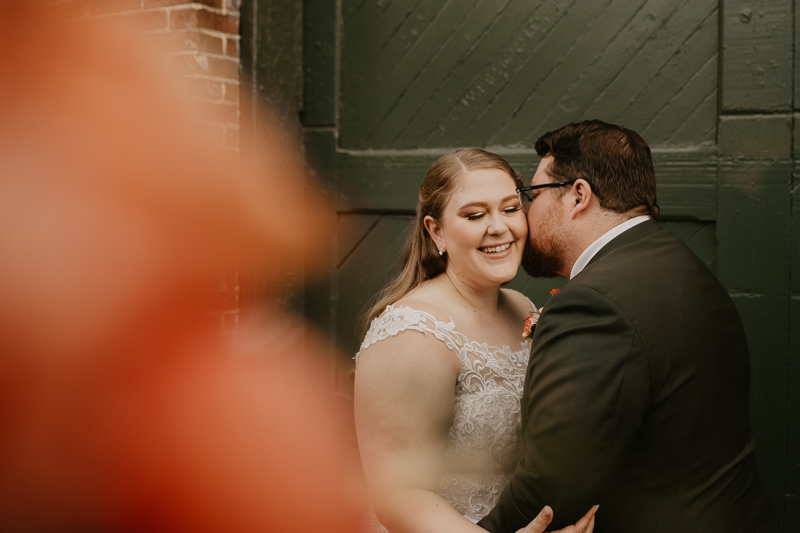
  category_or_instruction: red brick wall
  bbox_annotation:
[54,0,241,152]
[54,0,243,332]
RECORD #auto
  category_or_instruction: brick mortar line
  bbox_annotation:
[169,50,240,61]
[144,27,242,39]
[183,74,240,83]
[90,5,239,19]
[164,4,239,17]
[179,74,241,83]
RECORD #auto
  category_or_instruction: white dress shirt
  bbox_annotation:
[569,215,650,279]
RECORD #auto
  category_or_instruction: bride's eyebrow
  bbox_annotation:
[458,201,488,210]
[458,194,518,210]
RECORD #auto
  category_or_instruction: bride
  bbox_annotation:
[353,149,596,533]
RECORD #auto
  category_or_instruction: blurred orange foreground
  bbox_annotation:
[0,3,363,531]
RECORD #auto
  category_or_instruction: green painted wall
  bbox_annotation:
[248,0,798,527]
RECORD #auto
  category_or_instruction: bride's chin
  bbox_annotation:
[482,270,518,287]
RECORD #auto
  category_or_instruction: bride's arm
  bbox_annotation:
[354,330,481,533]
[354,331,598,533]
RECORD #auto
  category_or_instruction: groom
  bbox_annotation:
[478,121,779,532]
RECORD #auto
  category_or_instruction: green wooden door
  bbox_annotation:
[299,0,797,526]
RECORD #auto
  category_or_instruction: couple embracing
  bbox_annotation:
[353,121,778,532]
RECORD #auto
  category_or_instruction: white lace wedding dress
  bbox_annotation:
[355,304,533,532]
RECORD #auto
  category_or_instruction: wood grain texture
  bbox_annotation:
[795,114,800,162]
[303,0,337,125]
[334,214,414,354]
[719,114,792,159]
[793,160,800,293]
[337,213,380,267]
[790,167,799,530]
[304,128,338,186]
[340,0,718,149]
[334,149,718,217]
[796,11,800,111]
[717,158,791,517]
[722,0,793,112]
[660,220,717,271]
[654,161,717,219]
[252,0,304,112]
[717,161,791,293]
[732,294,789,518]
[787,296,800,529]
[240,0,304,157]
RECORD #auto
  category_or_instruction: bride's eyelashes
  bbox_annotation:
[464,205,522,221]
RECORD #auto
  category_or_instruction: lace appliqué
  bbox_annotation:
[356,304,532,530]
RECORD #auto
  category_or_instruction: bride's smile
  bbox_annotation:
[478,242,512,255]
[426,167,527,289]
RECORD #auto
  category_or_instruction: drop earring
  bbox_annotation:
[438,245,445,256]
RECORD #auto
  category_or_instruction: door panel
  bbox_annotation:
[299,0,796,524]
[335,214,415,355]
[340,0,718,149]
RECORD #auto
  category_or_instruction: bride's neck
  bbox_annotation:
[441,269,502,313]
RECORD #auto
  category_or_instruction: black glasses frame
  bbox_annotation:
[516,180,577,210]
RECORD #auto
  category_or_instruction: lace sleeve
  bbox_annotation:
[354,304,465,365]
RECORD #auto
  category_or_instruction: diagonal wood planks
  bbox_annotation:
[341,0,719,149]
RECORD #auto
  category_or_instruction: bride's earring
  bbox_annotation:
[438,245,445,256]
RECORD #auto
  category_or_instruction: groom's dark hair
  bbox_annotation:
[534,120,659,218]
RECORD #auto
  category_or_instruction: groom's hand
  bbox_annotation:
[515,505,598,533]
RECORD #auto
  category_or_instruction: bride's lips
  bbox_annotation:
[478,242,514,258]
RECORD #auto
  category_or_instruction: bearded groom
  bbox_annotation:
[479,121,779,533]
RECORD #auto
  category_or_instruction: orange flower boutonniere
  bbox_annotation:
[522,309,540,340]
[523,289,561,340]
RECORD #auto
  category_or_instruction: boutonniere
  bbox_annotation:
[522,309,540,340]
[522,289,561,340]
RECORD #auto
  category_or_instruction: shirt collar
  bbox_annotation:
[569,215,650,279]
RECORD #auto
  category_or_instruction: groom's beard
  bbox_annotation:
[521,209,567,278]
[521,235,566,278]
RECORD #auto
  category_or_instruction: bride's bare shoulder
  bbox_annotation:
[500,288,537,316]
[393,283,453,324]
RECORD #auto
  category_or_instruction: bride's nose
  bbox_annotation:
[486,214,508,235]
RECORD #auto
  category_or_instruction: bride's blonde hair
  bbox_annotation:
[360,148,522,337]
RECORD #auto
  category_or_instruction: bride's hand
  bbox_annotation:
[515,504,598,533]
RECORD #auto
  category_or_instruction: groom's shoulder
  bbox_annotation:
[591,225,701,273]
[573,226,719,298]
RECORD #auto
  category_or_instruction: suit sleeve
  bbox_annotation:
[479,285,651,532]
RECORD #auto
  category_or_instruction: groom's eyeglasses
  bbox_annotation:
[516,180,576,212]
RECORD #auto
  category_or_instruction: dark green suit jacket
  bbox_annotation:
[479,221,778,532]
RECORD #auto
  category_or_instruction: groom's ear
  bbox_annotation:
[568,179,593,219]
